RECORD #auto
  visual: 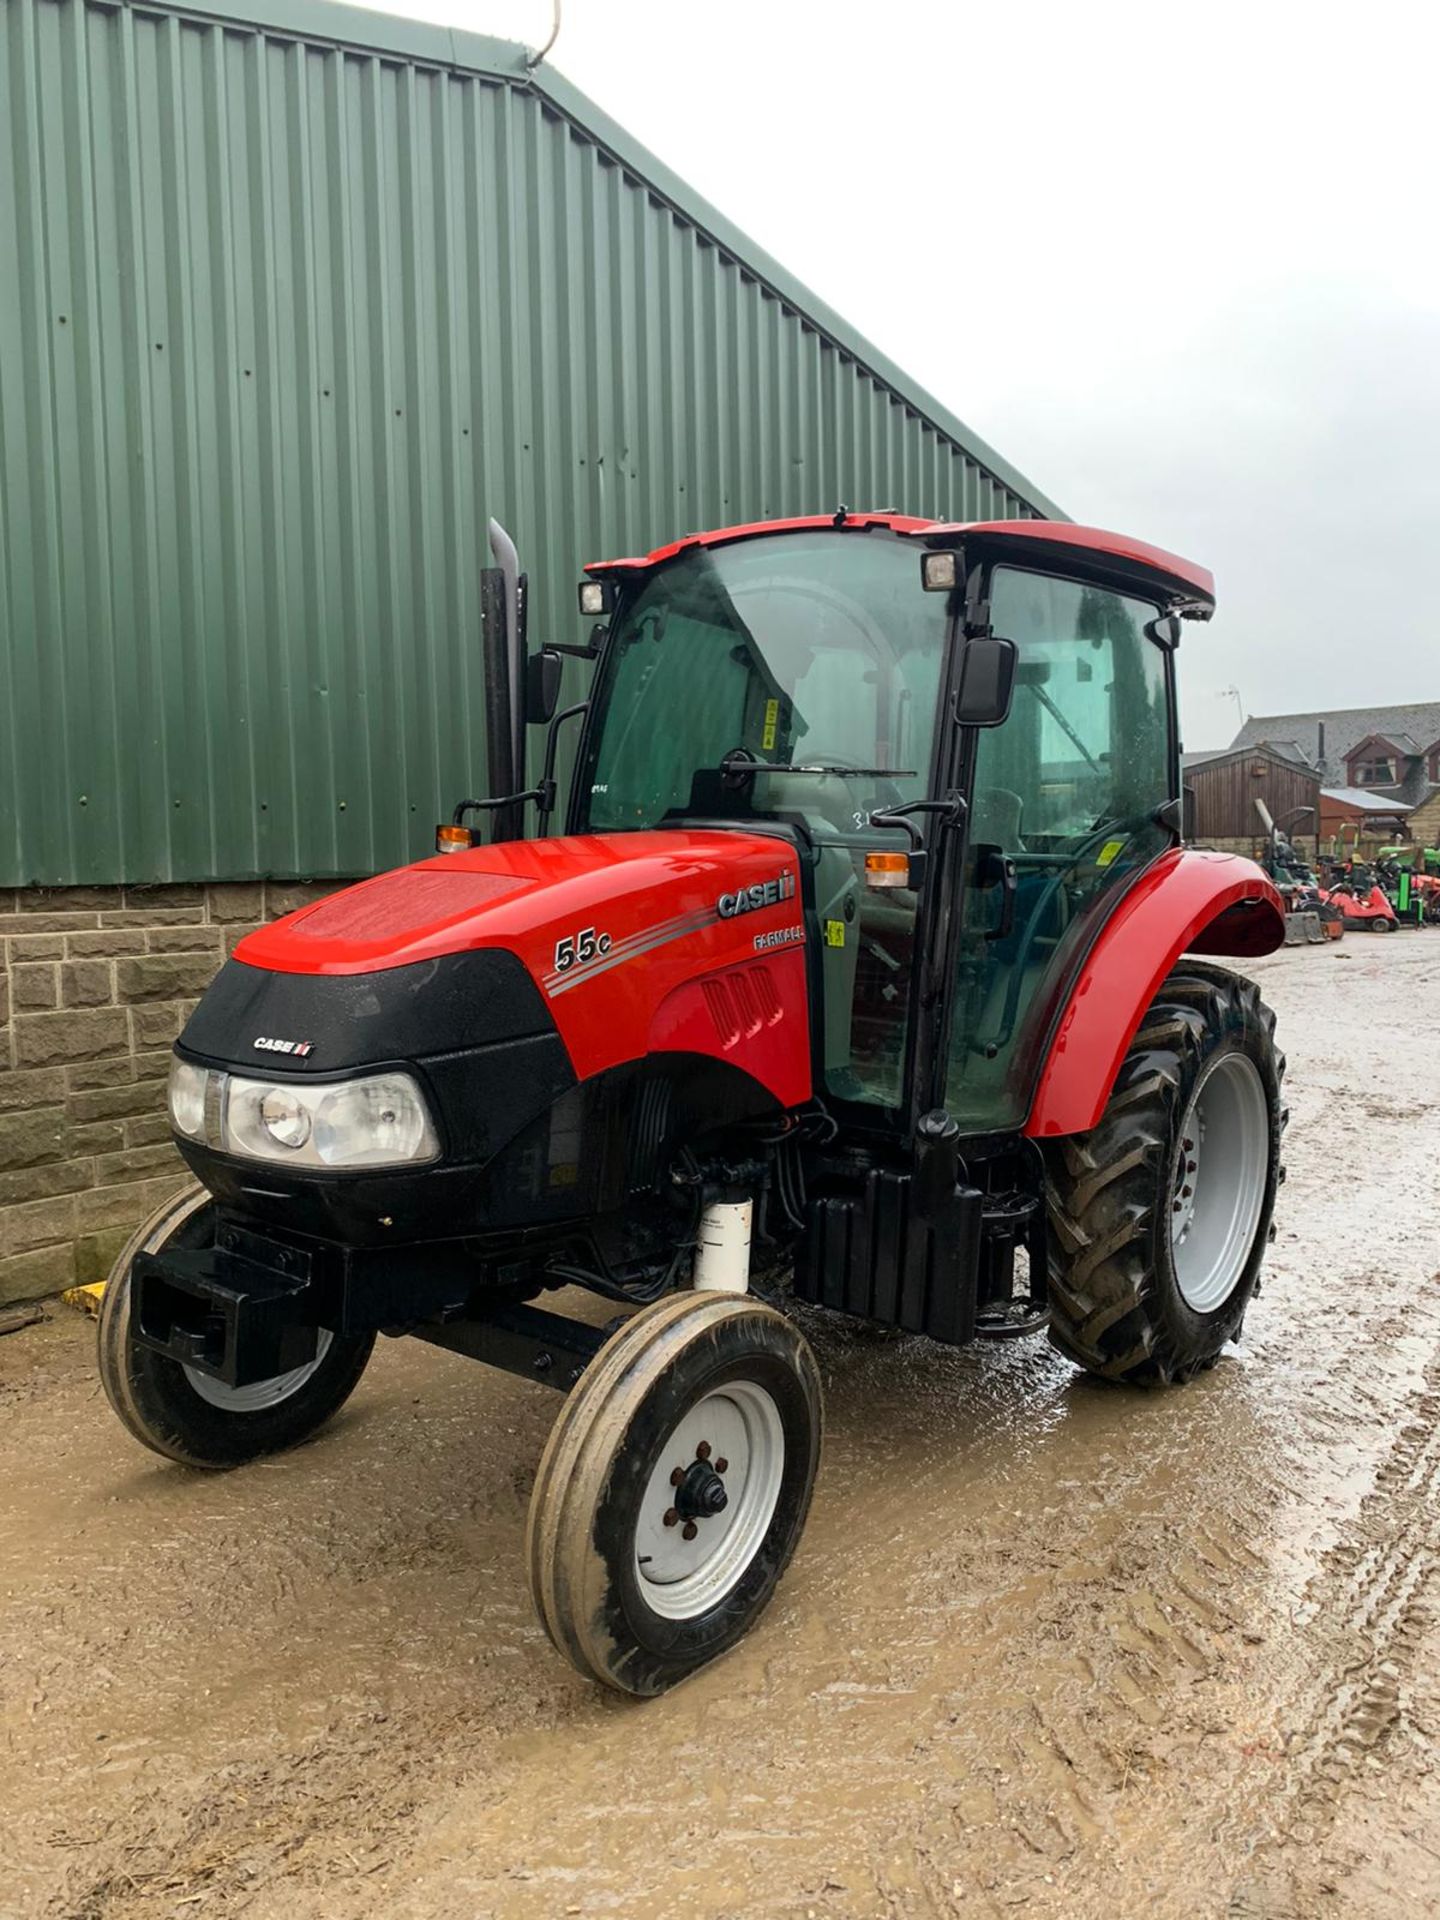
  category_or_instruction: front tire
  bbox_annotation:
[526,1292,822,1695]
[1043,962,1285,1384]
[98,1183,374,1468]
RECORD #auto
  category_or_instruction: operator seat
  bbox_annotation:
[970,785,1024,852]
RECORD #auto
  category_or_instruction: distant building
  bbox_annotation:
[1181,743,1322,850]
[1228,703,1440,848]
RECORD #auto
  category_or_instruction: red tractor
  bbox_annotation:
[99,512,1287,1694]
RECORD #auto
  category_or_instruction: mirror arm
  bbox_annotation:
[869,793,968,849]
[535,700,592,836]
[453,787,543,827]
[452,701,592,839]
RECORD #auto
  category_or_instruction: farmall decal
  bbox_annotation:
[752,925,805,952]
[253,1037,315,1058]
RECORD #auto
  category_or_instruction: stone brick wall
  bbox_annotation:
[0,882,336,1307]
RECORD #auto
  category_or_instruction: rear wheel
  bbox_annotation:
[98,1183,374,1468]
[1042,962,1285,1384]
[526,1292,822,1695]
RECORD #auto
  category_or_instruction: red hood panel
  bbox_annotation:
[238,832,790,975]
[234,831,812,1100]
[278,867,531,950]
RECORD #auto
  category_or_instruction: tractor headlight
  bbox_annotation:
[168,1055,440,1169]
[257,1086,313,1150]
[312,1075,436,1167]
[167,1057,209,1140]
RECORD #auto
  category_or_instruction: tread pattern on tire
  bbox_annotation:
[1042,961,1286,1386]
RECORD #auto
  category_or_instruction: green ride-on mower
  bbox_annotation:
[99,512,1288,1694]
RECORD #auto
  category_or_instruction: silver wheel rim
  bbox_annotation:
[1170,1051,1268,1314]
[634,1383,785,1620]
[183,1330,333,1412]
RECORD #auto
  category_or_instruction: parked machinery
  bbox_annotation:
[99,513,1288,1692]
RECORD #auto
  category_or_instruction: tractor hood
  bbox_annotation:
[235,830,800,978]
[218,830,811,1095]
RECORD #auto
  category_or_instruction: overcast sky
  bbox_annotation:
[343,0,1438,749]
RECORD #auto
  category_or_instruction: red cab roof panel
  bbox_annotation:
[585,511,934,575]
[911,519,1215,606]
[585,511,1214,609]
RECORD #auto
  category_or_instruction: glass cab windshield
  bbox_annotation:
[577,530,947,1111]
[579,530,945,831]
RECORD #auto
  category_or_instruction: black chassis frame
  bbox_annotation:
[132,530,1192,1397]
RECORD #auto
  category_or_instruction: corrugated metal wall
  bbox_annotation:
[1,0,1057,886]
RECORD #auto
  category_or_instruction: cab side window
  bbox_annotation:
[945,568,1171,1131]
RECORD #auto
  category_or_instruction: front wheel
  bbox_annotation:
[1043,962,1285,1384]
[526,1292,822,1695]
[98,1183,375,1468]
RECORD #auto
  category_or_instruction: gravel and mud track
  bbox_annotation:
[2,936,1439,1919]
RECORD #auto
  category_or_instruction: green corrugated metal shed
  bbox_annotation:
[0,0,1062,887]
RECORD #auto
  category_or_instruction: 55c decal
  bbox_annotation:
[553,926,613,974]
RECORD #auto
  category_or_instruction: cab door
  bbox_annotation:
[940,561,1175,1133]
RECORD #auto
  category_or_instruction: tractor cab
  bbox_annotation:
[568,514,1204,1140]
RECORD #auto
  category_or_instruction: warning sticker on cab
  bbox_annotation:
[761,698,780,752]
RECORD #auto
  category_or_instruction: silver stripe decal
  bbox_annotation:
[540,905,715,989]
[545,909,718,996]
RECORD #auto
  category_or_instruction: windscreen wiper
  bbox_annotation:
[717,749,914,785]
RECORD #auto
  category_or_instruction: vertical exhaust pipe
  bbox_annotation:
[481,519,528,844]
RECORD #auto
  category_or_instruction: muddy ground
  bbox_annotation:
[2,935,1439,1920]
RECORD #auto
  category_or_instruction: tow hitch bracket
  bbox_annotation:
[133,1244,319,1388]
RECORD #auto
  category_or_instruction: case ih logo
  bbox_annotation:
[716,871,796,919]
[253,1037,315,1058]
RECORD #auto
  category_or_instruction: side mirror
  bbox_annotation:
[954,636,1017,728]
[525,648,563,725]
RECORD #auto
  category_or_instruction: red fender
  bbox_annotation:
[1023,850,1285,1141]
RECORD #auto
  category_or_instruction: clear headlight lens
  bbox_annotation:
[312,1075,433,1167]
[168,1057,209,1139]
[167,1054,439,1169]
[260,1087,313,1150]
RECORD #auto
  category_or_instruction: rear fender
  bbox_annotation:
[1024,850,1285,1140]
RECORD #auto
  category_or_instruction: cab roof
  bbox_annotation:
[585,511,1215,611]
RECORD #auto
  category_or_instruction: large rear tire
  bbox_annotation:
[98,1183,374,1468]
[1042,962,1285,1385]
